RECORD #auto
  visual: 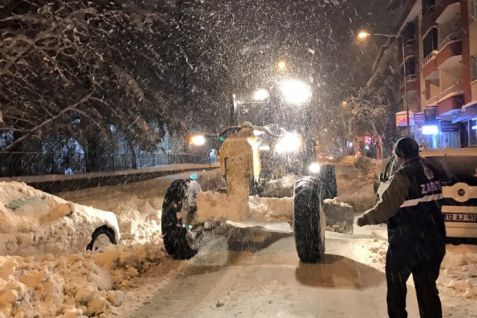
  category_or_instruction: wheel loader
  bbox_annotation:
[161,122,338,263]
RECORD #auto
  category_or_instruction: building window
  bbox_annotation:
[403,22,417,40]
[407,58,417,75]
[423,28,438,58]
[472,56,477,81]
[423,0,436,15]
[402,57,417,82]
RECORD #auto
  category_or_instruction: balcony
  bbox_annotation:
[423,50,438,66]
[422,0,460,35]
[438,32,461,50]
[427,82,464,115]
[395,0,419,31]
[422,32,462,78]
[401,74,419,93]
[436,32,462,65]
[422,51,439,78]
[435,1,460,24]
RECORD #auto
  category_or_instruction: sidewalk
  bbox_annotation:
[0,163,219,193]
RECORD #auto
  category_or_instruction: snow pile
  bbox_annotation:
[334,158,382,212]
[0,182,119,257]
[0,244,165,317]
[262,174,297,197]
[323,198,354,233]
[60,170,223,244]
[440,245,477,298]
[249,196,293,221]
[0,171,223,317]
[196,191,293,223]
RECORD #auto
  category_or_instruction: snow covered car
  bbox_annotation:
[375,148,477,240]
[0,181,120,256]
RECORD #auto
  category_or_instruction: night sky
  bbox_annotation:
[194,0,394,104]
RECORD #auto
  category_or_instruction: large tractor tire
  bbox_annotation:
[293,177,325,263]
[318,164,337,201]
[161,179,202,260]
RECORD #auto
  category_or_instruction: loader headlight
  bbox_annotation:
[189,134,206,146]
[275,132,302,154]
[308,162,321,174]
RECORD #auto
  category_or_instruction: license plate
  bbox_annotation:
[444,213,477,223]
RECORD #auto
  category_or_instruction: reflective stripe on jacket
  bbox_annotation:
[363,157,446,245]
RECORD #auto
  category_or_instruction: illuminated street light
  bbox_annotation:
[279,79,312,105]
[190,134,206,146]
[253,88,270,101]
[355,29,411,137]
[357,30,371,41]
[277,60,287,71]
[275,132,303,154]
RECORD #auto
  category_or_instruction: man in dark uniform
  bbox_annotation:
[357,137,446,318]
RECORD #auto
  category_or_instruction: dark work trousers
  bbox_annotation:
[385,240,445,318]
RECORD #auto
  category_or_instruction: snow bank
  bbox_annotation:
[0,182,120,257]
[334,157,382,212]
[60,170,223,244]
[440,245,477,299]
[196,191,293,223]
[323,199,354,233]
[0,171,221,317]
[0,244,165,317]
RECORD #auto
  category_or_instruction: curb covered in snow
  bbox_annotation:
[0,163,219,193]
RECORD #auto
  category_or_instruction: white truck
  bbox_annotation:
[376,147,477,241]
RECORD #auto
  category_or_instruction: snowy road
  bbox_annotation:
[57,169,476,318]
[122,231,419,318]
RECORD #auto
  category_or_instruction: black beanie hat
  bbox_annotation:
[393,137,419,159]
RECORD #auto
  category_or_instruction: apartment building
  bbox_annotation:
[386,0,477,148]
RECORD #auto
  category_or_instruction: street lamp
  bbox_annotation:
[253,88,270,102]
[356,29,411,137]
[278,79,312,105]
[277,60,287,72]
[357,30,371,40]
[189,134,206,146]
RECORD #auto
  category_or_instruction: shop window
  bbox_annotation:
[470,119,477,146]
[423,0,436,15]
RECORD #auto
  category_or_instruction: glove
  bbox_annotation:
[357,215,369,227]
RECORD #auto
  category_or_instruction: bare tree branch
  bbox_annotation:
[5,93,92,150]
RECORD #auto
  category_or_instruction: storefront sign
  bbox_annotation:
[414,112,425,126]
[440,121,459,133]
[396,111,415,127]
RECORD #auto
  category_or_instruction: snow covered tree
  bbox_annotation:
[344,87,388,136]
[0,0,190,173]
